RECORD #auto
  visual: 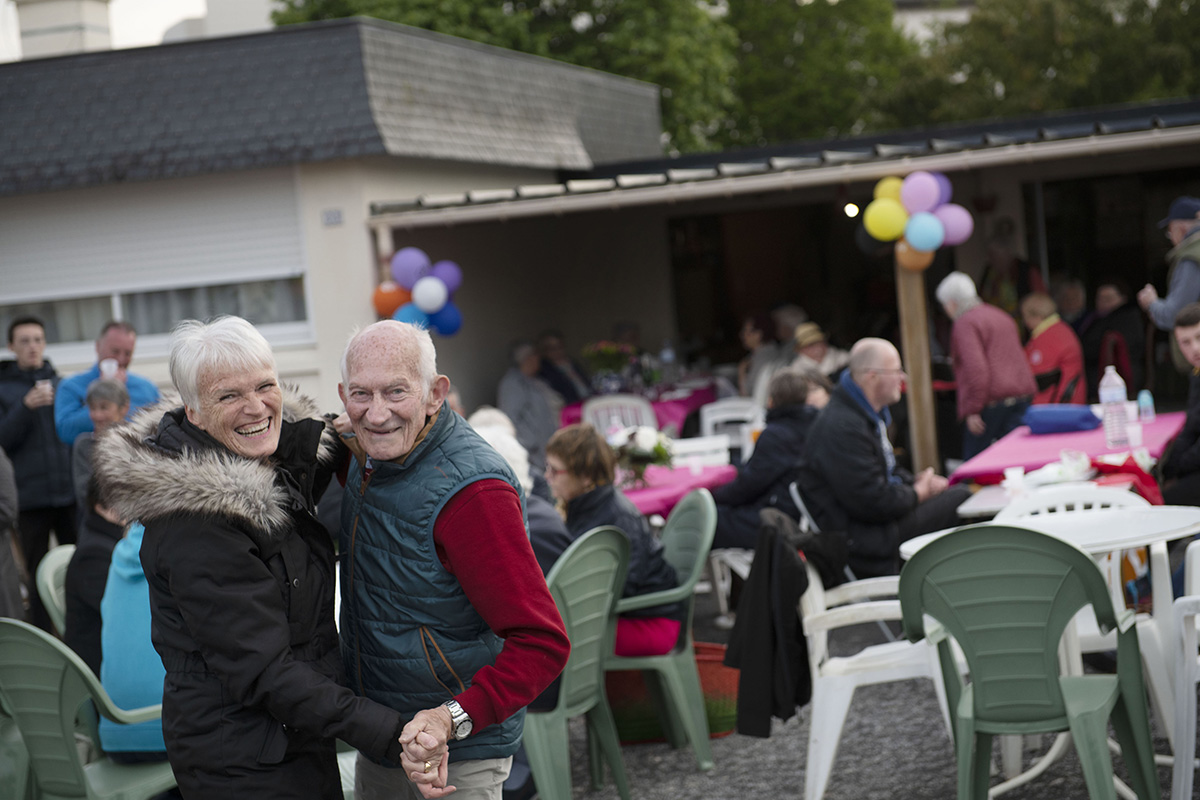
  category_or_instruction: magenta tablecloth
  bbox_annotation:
[949,411,1186,485]
[559,385,718,434]
[625,463,737,518]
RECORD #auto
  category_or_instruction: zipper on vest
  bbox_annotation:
[350,462,374,691]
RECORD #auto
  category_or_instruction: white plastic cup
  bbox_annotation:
[99,358,119,379]
[1126,422,1143,448]
[1003,466,1025,493]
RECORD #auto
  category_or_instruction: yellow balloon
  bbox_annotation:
[863,198,908,242]
[896,238,935,271]
[874,176,903,202]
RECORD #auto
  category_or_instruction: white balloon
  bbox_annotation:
[412,276,449,313]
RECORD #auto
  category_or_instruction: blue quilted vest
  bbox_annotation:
[339,408,526,764]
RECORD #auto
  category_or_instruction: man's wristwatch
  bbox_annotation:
[443,699,473,740]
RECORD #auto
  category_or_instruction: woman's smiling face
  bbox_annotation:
[185,365,283,461]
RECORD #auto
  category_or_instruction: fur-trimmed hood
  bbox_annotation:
[93,385,337,536]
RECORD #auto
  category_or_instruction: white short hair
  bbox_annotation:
[169,316,277,408]
[474,425,532,494]
[341,321,438,398]
[467,406,517,437]
[935,271,979,308]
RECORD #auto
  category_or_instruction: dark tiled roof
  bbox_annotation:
[0,18,663,198]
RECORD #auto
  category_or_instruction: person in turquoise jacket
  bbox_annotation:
[98,522,167,761]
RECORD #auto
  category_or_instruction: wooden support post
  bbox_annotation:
[895,261,939,473]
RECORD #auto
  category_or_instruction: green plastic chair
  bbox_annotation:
[524,526,631,800]
[898,524,1160,800]
[0,618,177,800]
[36,544,75,636]
[602,488,717,772]
[0,693,33,800]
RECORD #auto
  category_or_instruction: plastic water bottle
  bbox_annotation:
[1098,366,1128,449]
[1137,389,1156,423]
[659,339,677,384]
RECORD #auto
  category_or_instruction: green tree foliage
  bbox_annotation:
[272,0,737,153]
[907,0,1200,123]
[273,0,1200,153]
[724,0,922,146]
[529,1,738,153]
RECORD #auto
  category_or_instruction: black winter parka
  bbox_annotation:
[797,385,918,577]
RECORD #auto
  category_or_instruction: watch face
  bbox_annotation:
[458,719,473,739]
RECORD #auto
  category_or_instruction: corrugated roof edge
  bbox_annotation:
[367,96,1200,218]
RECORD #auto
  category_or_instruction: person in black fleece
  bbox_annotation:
[710,368,831,549]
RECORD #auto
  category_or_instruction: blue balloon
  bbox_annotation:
[392,302,430,328]
[429,301,463,336]
[905,212,946,251]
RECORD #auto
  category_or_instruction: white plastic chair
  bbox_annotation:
[581,395,658,434]
[799,559,952,800]
[699,397,764,461]
[995,485,1151,654]
[1172,539,1200,800]
[670,434,731,469]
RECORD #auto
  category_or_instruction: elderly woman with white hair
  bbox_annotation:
[94,316,416,799]
[936,270,1037,459]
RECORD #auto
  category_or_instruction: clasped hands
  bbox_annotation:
[913,466,949,502]
[398,706,457,798]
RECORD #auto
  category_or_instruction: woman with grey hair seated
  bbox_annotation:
[93,316,415,798]
[496,340,561,474]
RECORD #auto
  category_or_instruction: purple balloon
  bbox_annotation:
[899,171,940,214]
[392,302,430,328]
[933,203,975,246]
[931,172,953,207]
[390,247,431,290]
[430,261,463,295]
[429,301,463,336]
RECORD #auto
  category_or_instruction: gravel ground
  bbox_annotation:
[557,589,1180,800]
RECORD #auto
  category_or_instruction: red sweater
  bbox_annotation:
[1025,316,1086,405]
[433,479,569,730]
[950,302,1038,418]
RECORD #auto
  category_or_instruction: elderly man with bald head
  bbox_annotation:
[797,338,970,577]
[337,321,568,800]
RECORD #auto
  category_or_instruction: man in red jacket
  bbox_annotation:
[1020,292,1086,405]
[937,271,1038,460]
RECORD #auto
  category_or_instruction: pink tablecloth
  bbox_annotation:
[949,411,1186,485]
[560,385,718,434]
[625,463,737,518]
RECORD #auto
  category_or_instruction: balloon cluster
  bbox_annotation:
[371,248,464,336]
[861,172,975,271]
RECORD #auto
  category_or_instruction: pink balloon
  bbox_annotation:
[933,203,975,246]
[900,171,940,214]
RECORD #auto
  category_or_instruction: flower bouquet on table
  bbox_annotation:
[583,341,637,394]
[609,425,673,489]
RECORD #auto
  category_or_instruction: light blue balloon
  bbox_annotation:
[905,212,945,251]
[392,302,430,328]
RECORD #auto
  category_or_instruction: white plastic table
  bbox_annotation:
[902,506,1200,795]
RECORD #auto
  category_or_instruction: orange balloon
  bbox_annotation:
[373,281,411,317]
[895,239,935,272]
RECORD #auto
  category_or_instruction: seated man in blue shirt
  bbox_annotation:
[55,321,160,444]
